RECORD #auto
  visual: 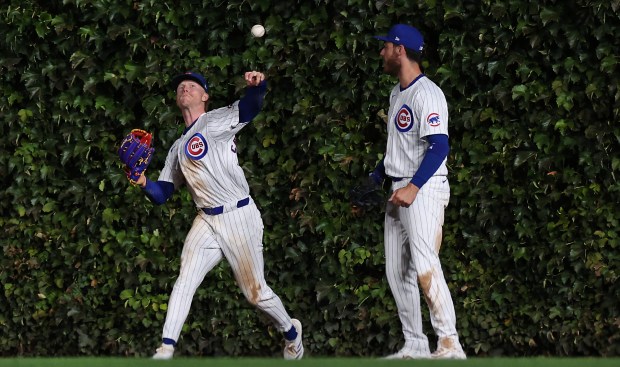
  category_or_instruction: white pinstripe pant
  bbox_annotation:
[161,200,293,343]
[384,177,459,353]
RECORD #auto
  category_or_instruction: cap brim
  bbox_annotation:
[171,74,207,92]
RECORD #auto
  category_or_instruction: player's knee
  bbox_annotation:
[417,265,444,295]
[241,282,263,306]
[417,270,432,294]
[245,296,260,306]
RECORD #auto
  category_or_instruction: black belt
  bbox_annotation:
[201,197,250,216]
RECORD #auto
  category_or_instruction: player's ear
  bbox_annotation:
[202,93,209,102]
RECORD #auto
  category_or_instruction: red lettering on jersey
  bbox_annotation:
[395,105,414,132]
[185,133,208,160]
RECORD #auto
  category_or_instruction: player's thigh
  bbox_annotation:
[179,214,224,279]
[401,192,445,269]
[217,204,265,274]
[214,204,272,303]
[384,202,414,275]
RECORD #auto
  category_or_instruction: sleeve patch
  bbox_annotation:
[426,113,441,127]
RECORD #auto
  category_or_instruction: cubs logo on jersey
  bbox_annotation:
[395,104,414,132]
[185,133,208,160]
[427,113,441,127]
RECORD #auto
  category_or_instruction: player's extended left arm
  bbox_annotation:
[141,178,175,205]
[238,80,267,123]
[127,173,175,205]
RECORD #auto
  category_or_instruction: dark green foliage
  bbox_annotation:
[1,0,618,358]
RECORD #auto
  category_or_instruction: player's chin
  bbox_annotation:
[383,65,398,76]
[176,98,193,108]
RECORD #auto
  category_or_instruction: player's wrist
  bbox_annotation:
[137,174,147,188]
[407,182,420,191]
[409,176,425,189]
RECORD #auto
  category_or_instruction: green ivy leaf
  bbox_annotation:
[119,289,134,300]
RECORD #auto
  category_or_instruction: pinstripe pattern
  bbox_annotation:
[156,98,294,347]
[385,177,456,350]
[385,76,449,179]
[159,101,251,208]
[382,75,464,356]
[162,202,293,342]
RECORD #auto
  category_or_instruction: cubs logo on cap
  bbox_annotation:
[395,104,414,132]
[185,133,208,160]
[427,113,441,127]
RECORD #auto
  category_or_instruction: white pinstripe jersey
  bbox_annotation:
[158,101,250,208]
[384,75,449,179]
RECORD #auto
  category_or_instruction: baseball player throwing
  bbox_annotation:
[128,71,303,360]
[370,24,466,359]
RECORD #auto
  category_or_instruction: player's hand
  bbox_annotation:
[244,71,265,86]
[135,172,147,188]
[389,183,419,207]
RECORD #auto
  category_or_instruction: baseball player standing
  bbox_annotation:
[369,24,466,359]
[128,71,303,360]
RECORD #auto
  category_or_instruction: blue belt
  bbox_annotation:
[201,197,250,216]
[390,177,405,182]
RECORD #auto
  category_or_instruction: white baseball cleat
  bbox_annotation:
[152,343,174,360]
[383,347,430,359]
[283,318,304,360]
[431,337,467,359]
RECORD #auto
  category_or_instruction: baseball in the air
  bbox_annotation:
[251,24,265,38]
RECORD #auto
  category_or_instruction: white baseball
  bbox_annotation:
[251,24,265,38]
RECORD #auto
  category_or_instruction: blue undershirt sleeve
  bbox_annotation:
[410,134,449,189]
[370,158,387,184]
[238,80,267,123]
[142,178,175,205]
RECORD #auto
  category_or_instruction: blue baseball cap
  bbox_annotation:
[374,24,424,52]
[171,71,209,93]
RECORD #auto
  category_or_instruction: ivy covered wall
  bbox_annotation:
[1,0,618,357]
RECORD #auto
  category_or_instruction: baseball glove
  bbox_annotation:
[349,176,385,208]
[118,129,154,184]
